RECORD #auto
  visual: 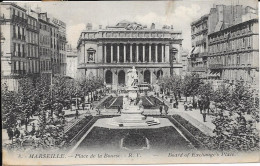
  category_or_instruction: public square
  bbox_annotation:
[1,1,259,164]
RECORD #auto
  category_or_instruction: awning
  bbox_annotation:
[208,72,220,77]
[193,47,200,54]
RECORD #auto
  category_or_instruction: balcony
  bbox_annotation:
[13,70,26,75]
[199,52,207,57]
[12,15,27,26]
[209,64,223,69]
[191,66,207,72]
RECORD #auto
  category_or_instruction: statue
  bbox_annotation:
[126,66,138,87]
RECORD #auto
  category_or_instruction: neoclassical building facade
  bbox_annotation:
[77,21,183,89]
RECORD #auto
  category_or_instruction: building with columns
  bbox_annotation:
[77,21,183,89]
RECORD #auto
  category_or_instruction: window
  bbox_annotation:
[13,43,16,55]
[18,26,21,39]
[22,28,24,40]
[13,25,16,38]
[22,44,25,57]
[18,44,20,57]
[13,61,16,73]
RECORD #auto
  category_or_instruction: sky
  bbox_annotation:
[18,0,258,51]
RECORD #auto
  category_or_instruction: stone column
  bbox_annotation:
[111,44,113,63]
[155,44,158,63]
[117,44,119,62]
[97,43,102,63]
[149,44,151,62]
[124,44,126,63]
[143,45,145,62]
[165,44,170,62]
[162,44,165,62]
[130,44,132,62]
[136,44,139,62]
[104,44,107,63]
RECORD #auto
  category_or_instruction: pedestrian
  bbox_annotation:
[193,100,197,109]
[14,128,20,138]
[117,106,121,114]
[188,102,193,111]
[202,108,207,122]
[30,123,36,136]
[176,101,179,109]
[96,108,101,115]
[164,104,168,115]
[198,99,202,114]
[7,127,13,140]
[75,109,79,119]
[184,102,187,111]
[82,103,85,111]
[17,119,21,128]
[159,105,163,115]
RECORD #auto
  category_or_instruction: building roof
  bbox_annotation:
[191,14,209,26]
[208,18,258,36]
[1,2,27,12]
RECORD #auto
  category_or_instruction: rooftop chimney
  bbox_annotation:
[35,6,41,13]
[86,23,92,30]
[150,23,155,29]
[171,25,174,29]
[99,25,102,29]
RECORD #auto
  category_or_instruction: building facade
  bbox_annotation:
[50,17,67,76]
[26,12,40,76]
[77,21,183,89]
[208,18,259,88]
[181,49,189,76]
[1,3,68,90]
[66,44,77,79]
[38,12,52,80]
[189,4,258,81]
[189,14,209,78]
[1,3,28,91]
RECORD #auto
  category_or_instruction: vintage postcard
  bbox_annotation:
[1,0,259,165]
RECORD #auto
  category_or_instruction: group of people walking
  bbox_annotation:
[159,102,169,115]
[183,97,210,122]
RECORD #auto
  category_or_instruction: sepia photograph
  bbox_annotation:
[1,0,259,165]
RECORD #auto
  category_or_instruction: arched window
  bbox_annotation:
[118,70,125,85]
[105,70,113,84]
[144,70,151,83]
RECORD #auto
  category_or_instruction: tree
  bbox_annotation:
[158,74,182,102]
[211,81,260,151]
[181,73,201,101]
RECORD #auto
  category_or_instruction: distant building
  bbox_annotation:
[181,49,189,76]
[189,4,258,84]
[26,9,40,77]
[38,12,53,81]
[208,18,259,89]
[66,44,77,79]
[189,14,209,79]
[77,21,183,90]
[50,17,67,76]
[1,3,28,91]
[1,3,68,90]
